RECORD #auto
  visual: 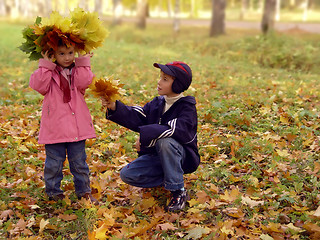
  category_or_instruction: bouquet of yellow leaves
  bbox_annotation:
[19,8,108,60]
[89,76,126,102]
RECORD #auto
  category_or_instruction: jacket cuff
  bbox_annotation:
[38,59,56,70]
[75,56,91,67]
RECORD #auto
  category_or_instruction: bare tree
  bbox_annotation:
[275,0,281,21]
[0,0,6,16]
[240,0,248,20]
[79,0,90,11]
[112,0,122,25]
[210,0,226,37]
[261,0,276,34]
[303,0,309,21]
[136,0,148,29]
[45,0,52,16]
[95,0,103,16]
[190,0,195,18]
[173,0,180,33]
[167,0,173,17]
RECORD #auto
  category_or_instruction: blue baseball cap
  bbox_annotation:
[153,61,192,93]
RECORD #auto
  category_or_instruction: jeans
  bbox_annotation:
[44,140,91,197]
[120,138,185,191]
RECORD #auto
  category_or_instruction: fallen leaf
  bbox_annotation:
[39,218,50,234]
[0,209,14,221]
[58,214,78,221]
[313,205,320,217]
[95,223,109,240]
[185,226,211,239]
[286,223,304,233]
[156,222,177,231]
[241,196,264,208]
[260,234,274,240]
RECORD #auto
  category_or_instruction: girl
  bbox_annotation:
[30,41,98,204]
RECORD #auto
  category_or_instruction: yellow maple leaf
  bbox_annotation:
[95,223,110,240]
[89,76,125,102]
[241,196,264,208]
[220,188,240,203]
[39,218,50,234]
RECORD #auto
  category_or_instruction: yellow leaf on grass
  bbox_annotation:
[39,218,50,234]
[280,115,290,124]
[140,197,156,209]
[58,214,78,221]
[188,198,199,207]
[95,223,109,240]
[260,234,274,240]
[287,223,304,233]
[88,229,96,240]
[276,149,289,157]
[313,205,320,217]
[220,188,240,202]
[156,222,177,231]
[223,207,245,218]
[185,226,211,239]
[241,196,264,208]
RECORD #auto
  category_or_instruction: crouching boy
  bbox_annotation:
[102,61,200,212]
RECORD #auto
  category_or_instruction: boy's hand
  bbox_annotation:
[41,50,54,61]
[101,97,116,111]
[135,138,141,152]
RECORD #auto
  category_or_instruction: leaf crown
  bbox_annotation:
[19,8,109,60]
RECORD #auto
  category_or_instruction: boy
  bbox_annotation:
[102,61,200,211]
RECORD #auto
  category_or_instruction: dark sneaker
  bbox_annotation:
[167,189,189,212]
[78,193,99,205]
[49,193,65,201]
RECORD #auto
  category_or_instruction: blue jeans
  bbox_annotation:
[120,138,186,191]
[44,140,91,197]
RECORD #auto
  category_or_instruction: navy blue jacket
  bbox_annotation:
[106,95,200,174]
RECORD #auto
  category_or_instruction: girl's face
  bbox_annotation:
[54,45,75,68]
[157,71,178,97]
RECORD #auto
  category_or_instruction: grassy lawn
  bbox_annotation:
[1,19,320,239]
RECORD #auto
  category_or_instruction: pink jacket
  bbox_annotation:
[30,57,96,144]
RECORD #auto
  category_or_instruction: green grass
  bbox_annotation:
[1,19,320,239]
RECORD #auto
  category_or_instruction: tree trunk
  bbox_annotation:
[258,0,264,13]
[95,0,103,16]
[112,0,122,25]
[45,0,52,16]
[261,0,276,34]
[303,0,309,21]
[0,0,6,16]
[79,0,90,11]
[289,0,296,9]
[240,0,247,20]
[210,0,226,37]
[275,0,280,21]
[136,0,148,29]
[190,0,195,18]
[64,0,69,15]
[167,0,173,17]
[173,0,180,33]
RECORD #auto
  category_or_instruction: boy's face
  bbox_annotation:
[157,71,178,97]
[54,45,75,68]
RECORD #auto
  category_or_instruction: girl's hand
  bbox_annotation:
[78,51,94,58]
[41,50,54,61]
[101,97,116,111]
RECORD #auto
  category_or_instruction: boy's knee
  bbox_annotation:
[156,138,180,151]
[120,166,131,184]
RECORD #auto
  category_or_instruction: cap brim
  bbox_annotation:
[153,63,175,77]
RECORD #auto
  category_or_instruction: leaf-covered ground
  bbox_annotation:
[1,20,320,239]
